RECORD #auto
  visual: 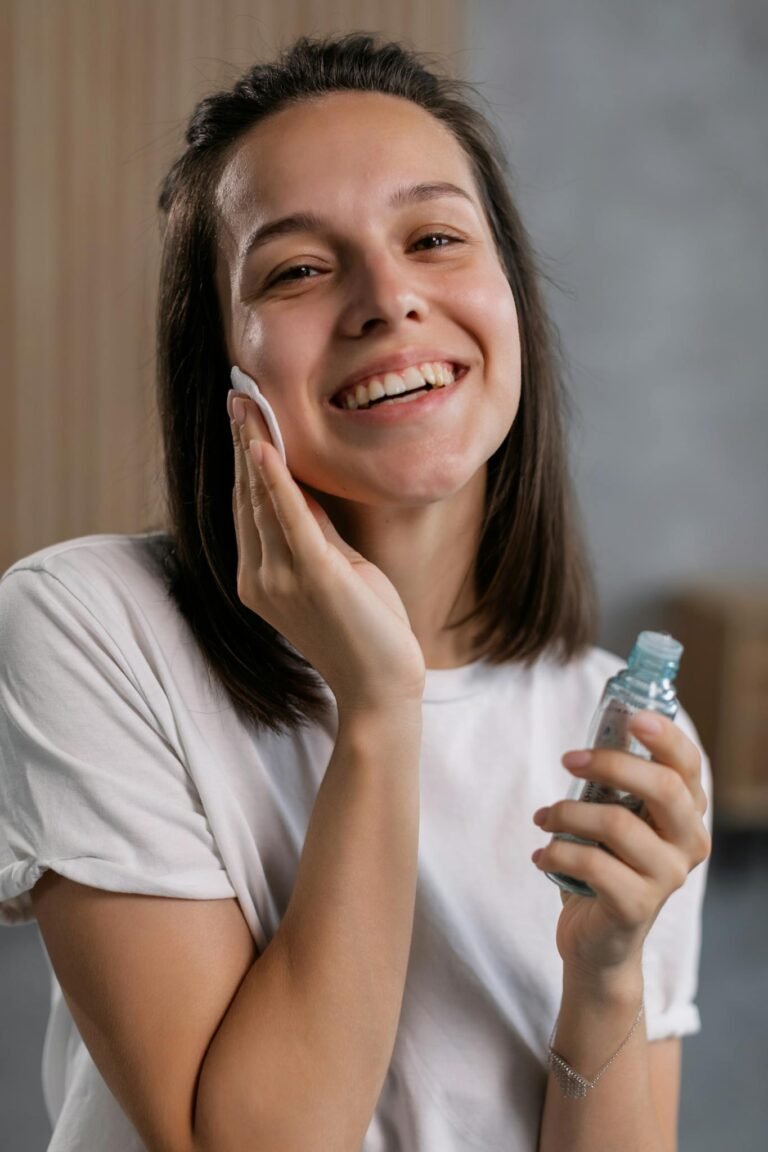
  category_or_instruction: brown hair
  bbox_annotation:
[154,31,598,736]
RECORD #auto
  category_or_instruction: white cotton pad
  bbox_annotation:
[230,366,287,465]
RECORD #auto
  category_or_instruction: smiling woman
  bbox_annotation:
[214,88,522,544]
[159,39,597,731]
[0,30,711,1152]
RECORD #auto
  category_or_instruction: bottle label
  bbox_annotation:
[581,699,650,816]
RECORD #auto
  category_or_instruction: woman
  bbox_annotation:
[0,33,711,1152]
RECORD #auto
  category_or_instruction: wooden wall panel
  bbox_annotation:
[0,1,13,558]
[1,0,467,571]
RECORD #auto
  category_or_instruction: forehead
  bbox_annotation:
[215,90,480,246]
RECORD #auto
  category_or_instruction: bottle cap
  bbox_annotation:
[629,631,683,677]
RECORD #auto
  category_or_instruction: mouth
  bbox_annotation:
[331,360,468,411]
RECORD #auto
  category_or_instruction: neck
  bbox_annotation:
[311,468,486,669]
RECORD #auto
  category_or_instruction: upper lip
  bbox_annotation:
[331,350,468,403]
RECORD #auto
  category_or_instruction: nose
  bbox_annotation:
[337,252,429,337]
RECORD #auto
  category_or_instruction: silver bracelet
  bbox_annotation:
[547,1003,645,1099]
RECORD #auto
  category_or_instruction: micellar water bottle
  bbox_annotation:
[545,630,684,898]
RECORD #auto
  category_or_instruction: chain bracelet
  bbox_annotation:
[547,1003,645,1099]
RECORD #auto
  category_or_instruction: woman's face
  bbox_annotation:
[215,90,521,505]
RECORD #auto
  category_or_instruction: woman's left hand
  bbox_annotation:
[531,711,712,979]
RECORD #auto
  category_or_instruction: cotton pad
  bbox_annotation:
[230,366,287,465]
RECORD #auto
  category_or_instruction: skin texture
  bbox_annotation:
[534,710,711,1150]
[222,93,711,1147]
[28,91,709,1152]
[217,90,521,668]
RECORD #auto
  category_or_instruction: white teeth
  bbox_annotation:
[403,365,429,389]
[383,373,407,397]
[367,379,386,402]
[338,360,458,410]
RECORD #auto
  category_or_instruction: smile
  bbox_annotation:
[332,361,465,411]
[329,364,469,423]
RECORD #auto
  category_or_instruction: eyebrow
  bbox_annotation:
[238,181,476,265]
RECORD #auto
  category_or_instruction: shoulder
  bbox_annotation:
[0,531,178,645]
[1,531,173,612]
[0,531,198,703]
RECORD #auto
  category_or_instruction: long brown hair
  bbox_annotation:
[154,32,598,736]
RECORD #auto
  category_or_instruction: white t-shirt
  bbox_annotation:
[0,533,712,1152]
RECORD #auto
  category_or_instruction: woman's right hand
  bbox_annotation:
[229,397,426,714]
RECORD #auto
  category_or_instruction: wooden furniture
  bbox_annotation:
[669,585,768,829]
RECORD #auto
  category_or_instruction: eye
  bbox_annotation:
[264,232,464,289]
[410,231,464,251]
[268,263,321,287]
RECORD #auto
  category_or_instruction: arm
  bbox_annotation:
[195,703,422,1150]
[33,702,422,1152]
[539,966,679,1152]
[532,712,711,1152]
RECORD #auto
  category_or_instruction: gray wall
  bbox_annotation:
[467,0,768,657]
[465,13,767,1150]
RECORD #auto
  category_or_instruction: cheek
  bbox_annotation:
[237,314,305,407]
[469,277,522,420]
[483,272,519,344]
[236,315,320,449]
[449,263,520,355]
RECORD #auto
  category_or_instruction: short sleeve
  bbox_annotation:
[0,566,236,926]
[641,704,713,1041]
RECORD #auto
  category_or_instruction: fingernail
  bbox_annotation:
[249,439,263,466]
[533,806,550,826]
[532,848,543,864]
[562,750,592,771]
[632,712,661,735]
[232,396,247,427]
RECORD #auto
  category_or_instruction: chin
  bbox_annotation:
[368,458,485,506]
[302,442,492,509]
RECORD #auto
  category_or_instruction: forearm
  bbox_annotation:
[194,705,422,1152]
[538,967,667,1152]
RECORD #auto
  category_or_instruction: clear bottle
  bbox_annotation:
[545,630,683,898]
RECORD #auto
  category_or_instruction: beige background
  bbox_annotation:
[0,0,466,574]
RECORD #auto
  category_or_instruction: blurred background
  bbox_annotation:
[1,0,766,1148]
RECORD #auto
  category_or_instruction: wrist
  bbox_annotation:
[561,960,644,1010]
[336,701,423,741]
[551,965,646,1090]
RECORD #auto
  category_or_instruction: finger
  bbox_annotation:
[628,711,707,814]
[253,438,332,563]
[236,400,297,571]
[533,835,655,925]
[240,425,294,569]
[563,749,710,862]
[230,418,262,567]
[234,397,357,568]
[235,392,272,449]
[535,800,687,888]
[230,419,242,549]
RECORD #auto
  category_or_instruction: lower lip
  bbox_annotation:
[328,368,469,425]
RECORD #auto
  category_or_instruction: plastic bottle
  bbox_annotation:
[545,630,684,898]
